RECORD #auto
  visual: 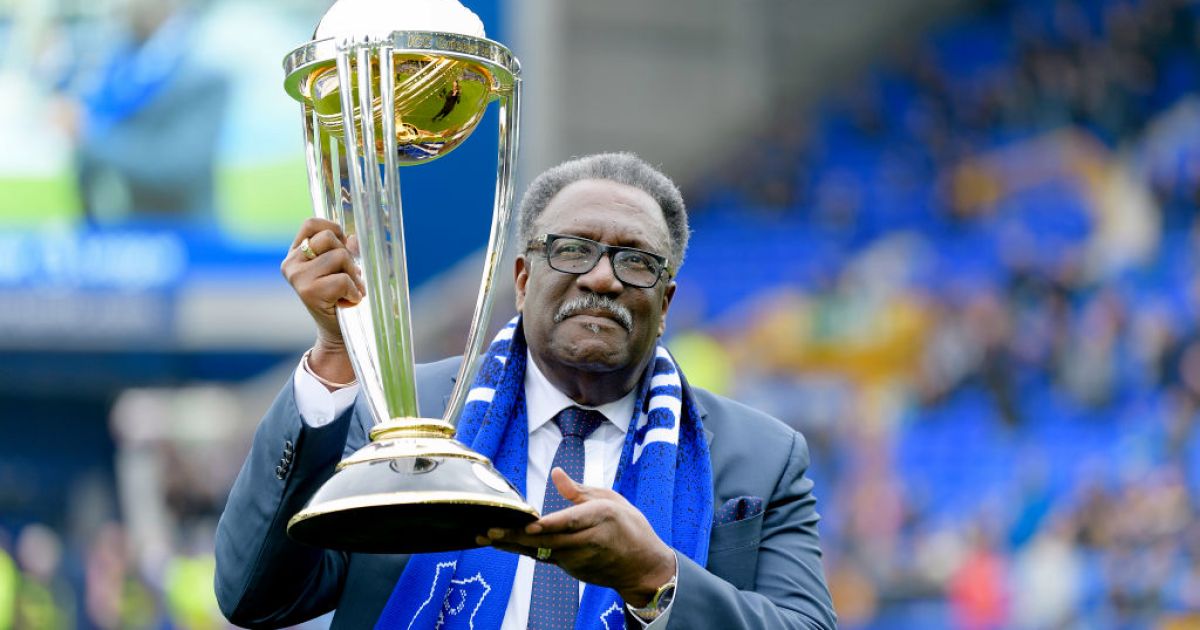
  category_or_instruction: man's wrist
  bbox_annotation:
[626,551,677,623]
[621,546,677,607]
[306,341,356,391]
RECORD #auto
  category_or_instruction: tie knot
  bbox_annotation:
[553,407,605,439]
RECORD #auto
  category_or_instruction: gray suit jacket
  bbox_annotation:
[215,358,836,628]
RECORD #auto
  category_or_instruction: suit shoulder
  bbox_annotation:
[692,387,804,446]
[414,356,463,383]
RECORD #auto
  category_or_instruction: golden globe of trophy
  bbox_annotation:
[281,0,537,553]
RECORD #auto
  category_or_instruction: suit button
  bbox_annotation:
[275,465,286,479]
[284,440,294,454]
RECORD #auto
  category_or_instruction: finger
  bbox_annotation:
[301,273,363,307]
[291,246,364,294]
[493,529,592,551]
[283,227,352,278]
[310,239,365,294]
[524,470,599,535]
[292,218,344,248]
[521,503,608,537]
[481,533,592,566]
[495,543,536,558]
[333,274,364,306]
[307,228,348,257]
[481,539,541,560]
[552,467,589,505]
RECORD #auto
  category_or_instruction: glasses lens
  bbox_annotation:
[545,236,663,287]
[548,237,600,273]
[613,250,661,287]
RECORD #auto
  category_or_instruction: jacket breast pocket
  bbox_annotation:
[705,511,764,591]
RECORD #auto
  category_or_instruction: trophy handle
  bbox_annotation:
[443,79,521,426]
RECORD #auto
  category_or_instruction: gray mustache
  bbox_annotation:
[553,294,633,331]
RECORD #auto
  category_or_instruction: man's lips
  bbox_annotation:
[565,312,624,328]
[569,309,621,322]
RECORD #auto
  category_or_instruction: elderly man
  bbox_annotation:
[215,153,835,629]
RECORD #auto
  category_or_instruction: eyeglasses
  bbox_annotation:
[529,234,671,288]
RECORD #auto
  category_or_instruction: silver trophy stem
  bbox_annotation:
[303,99,373,413]
[305,101,393,424]
[301,105,328,222]
[375,46,421,419]
[333,45,383,423]
[443,83,521,425]
[302,103,387,419]
[334,42,420,423]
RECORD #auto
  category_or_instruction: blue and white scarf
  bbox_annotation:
[375,317,713,629]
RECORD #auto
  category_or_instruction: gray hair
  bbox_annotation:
[516,152,689,271]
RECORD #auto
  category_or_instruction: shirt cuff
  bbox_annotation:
[293,360,360,427]
[626,550,678,628]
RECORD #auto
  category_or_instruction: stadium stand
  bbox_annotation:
[680,0,1200,626]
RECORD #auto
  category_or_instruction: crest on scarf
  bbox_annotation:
[436,574,491,629]
[599,602,625,630]
[408,561,492,630]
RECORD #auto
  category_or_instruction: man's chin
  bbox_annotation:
[549,328,631,371]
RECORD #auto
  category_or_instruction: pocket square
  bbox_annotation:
[714,495,764,525]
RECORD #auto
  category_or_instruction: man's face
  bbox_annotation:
[515,179,676,376]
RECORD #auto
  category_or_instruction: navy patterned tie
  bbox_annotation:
[527,407,605,630]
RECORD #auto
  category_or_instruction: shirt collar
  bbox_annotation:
[524,350,635,435]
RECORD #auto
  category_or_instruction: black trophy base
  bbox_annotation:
[287,443,539,554]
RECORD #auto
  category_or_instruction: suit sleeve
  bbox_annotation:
[667,431,837,629]
[214,373,369,628]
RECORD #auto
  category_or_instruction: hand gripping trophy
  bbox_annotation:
[281,0,537,553]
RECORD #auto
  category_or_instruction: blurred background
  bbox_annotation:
[0,0,1198,627]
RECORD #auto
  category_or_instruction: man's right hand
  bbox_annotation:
[282,218,365,387]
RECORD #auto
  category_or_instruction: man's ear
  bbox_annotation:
[657,280,676,337]
[514,255,529,313]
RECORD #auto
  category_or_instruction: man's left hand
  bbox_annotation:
[477,468,677,607]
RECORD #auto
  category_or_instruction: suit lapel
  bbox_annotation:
[692,390,714,448]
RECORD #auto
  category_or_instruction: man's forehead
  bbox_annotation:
[538,179,668,233]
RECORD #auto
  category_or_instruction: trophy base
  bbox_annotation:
[287,419,539,554]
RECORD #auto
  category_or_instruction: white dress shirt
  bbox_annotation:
[292,352,674,628]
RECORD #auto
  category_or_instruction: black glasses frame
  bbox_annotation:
[529,233,671,288]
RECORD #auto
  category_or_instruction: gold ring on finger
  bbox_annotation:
[299,237,317,261]
[536,547,552,561]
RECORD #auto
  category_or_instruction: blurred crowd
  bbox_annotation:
[0,381,295,629]
[0,522,221,629]
[682,0,1200,627]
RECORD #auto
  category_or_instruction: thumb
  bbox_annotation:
[550,467,588,505]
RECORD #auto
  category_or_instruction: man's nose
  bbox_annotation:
[576,253,623,294]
